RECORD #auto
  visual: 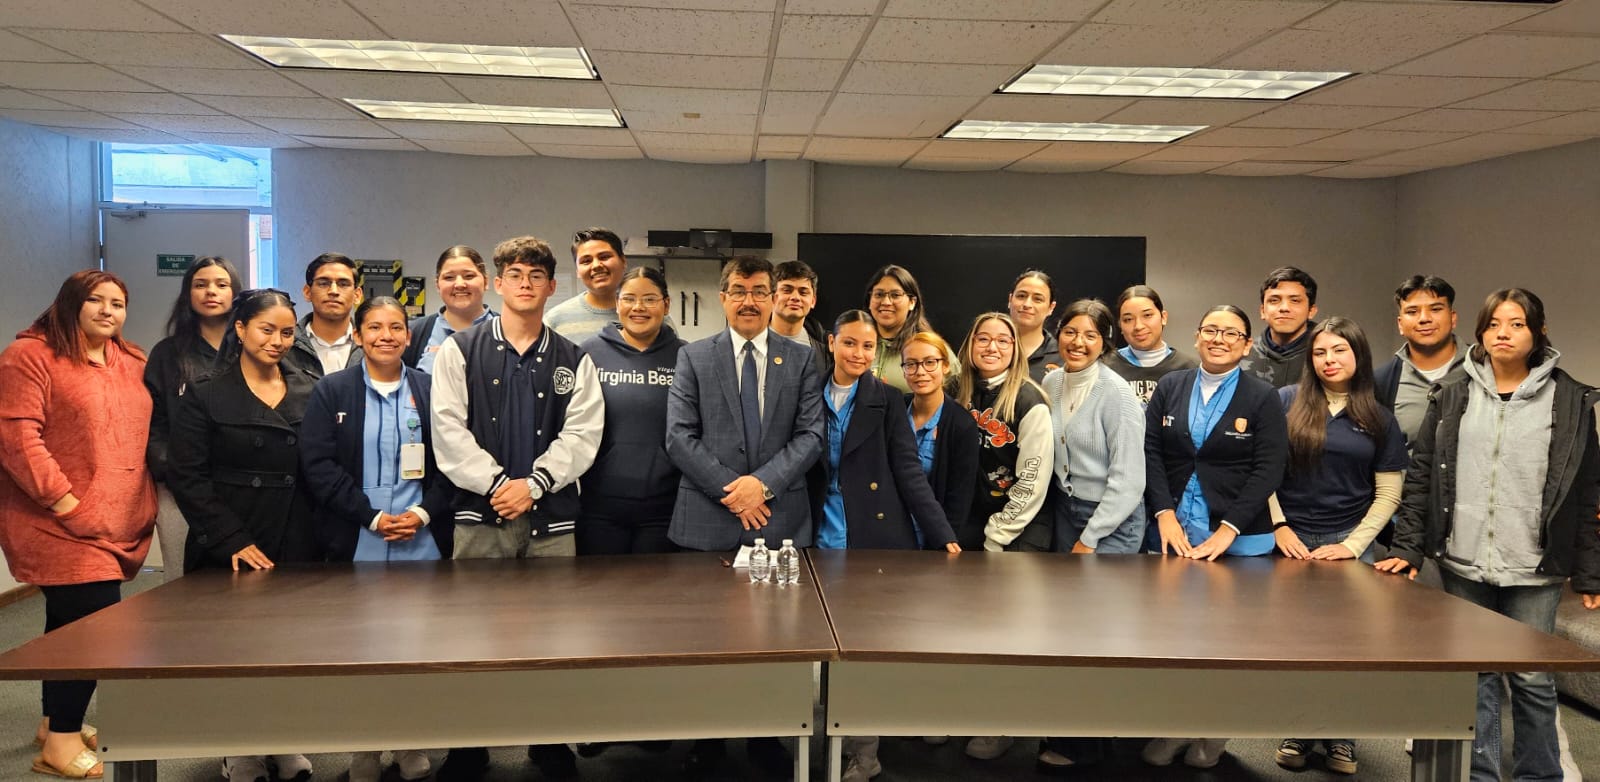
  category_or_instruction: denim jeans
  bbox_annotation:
[1052,495,1147,554]
[1294,525,1378,565]
[1439,570,1564,782]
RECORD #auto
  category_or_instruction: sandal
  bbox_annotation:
[31,749,103,779]
[34,725,97,751]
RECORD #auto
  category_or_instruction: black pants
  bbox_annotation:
[40,581,121,733]
[576,510,676,555]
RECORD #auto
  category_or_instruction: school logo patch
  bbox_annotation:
[553,366,576,395]
[1234,417,1248,433]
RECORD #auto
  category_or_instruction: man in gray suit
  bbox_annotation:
[666,255,824,552]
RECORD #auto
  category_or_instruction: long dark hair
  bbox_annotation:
[1469,288,1551,369]
[218,289,296,367]
[863,264,931,355]
[1286,317,1386,475]
[31,269,142,364]
[165,256,242,379]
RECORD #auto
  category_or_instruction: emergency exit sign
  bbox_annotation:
[157,254,194,276]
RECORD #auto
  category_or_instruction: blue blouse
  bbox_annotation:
[818,380,859,550]
[355,364,438,562]
[1177,367,1274,556]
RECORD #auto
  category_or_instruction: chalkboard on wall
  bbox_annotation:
[797,233,1147,344]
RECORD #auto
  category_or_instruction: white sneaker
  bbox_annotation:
[270,754,313,782]
[964,736,1014,760]
[347,752,382,782]
[221,756,269,782]
[394,750,432,781]
[1140,738,1190,766]
[840,753,882,782]
[1184,738,1228,769]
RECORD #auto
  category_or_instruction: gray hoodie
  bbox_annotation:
[1445,349,1562,587]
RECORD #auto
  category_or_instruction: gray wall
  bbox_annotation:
[0,118,98,592]
[1398,138,1600,382]
[813,165,1401,353]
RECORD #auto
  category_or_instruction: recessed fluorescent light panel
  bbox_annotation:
[1004,65,1350,100]
[346,99,623,127]
[944,120,1204,143]
[222,35,598,80]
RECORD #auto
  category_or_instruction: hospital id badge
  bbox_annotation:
[400,443,426,480]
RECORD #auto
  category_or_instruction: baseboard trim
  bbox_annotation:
[0,584,40,609]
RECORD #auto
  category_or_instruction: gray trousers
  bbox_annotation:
[452,515,576,560]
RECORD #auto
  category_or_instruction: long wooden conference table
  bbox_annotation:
[1,551,1598,782]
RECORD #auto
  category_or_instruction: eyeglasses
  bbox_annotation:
[1198,326,1248,344]
[900,358,944,375]
[619,295,664,308]
[723,288,772,302]
[870,290,908,303]
[1058,329,1101,343]
[311,278,355,291]
[501,270,550,286]
[973,335,1014,349]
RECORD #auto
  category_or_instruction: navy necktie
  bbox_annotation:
[741,341,762,463]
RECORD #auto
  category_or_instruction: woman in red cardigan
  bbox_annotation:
[0,269,157,780]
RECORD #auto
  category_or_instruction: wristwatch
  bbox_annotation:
[525,476,544,501]
[760,480,774,501]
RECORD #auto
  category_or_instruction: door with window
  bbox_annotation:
[101,209,252,351]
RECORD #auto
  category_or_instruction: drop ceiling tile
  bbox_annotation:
[1186,127,1339,147]
[1108,159,1224,175]
[1245,147,1370,163]
[344,0,580,47]
[115,113,269,132]
[38,91,222,115]
[1504,111,1600,136]
[444,76,614,108]
[1297,74,1520,108]
[0,0,185,32]
[181,130,308,147]
[1450,80,1600,112]
[807,137,926,158]
[786,0,878,12]
[1388,35,1600,79]
[883,0,1102,21]
[1302,1,1542,34]
[859,18,1072,64]
[292,136,424,151]
[1101,99,1272,126]
[760,113,819,135]
[0,108,134,129]
[53,127,191,143]
[757,135,808,157]
[902,157,1012,171]
[0,62,164,91]
[1234,104,1419,129]
[1217,27,1464,73]
[1020,140,1152,162]
[504,125,638,146]
[567,7,774,57]
[566,0,775,10]
[1137,145,1274,162]
[913,138,1050,159]
[113,67,317,97]
[1006,158,1115,173]
[0,88,76,110]
[624,110,759,134]
[1208,161,1333,176]
[1557,63,1600,81]
[526,143,643,159]
[968,93,1131,123]
[1360,132,1589,167]
[194,95,359,119]
[0,30,80,62]
[840,62,1017,96]
[285,71,469,103]
[1094,0,1329,30]
[416,139,537,156]
[1291,128,1465,152]
[1309,164,1429,179]
[136,0,388,37]
[776,15,874,59]
[253,117,399,137]
[646,148,754,164]
[15,31,258,69]
[634,130,753,151]
[1371,108,1564,133]
[609,86,762,114]
[769,59,849,91]
[589,51,767,89]
[1505,2,1600,35]
[815,92,971,136]
[1041,22,1279,68]
[377,120,519,142]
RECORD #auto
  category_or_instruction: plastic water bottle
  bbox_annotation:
[777,539,800,586]
[749,538,771,583]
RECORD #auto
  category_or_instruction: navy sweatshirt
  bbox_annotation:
[580,324,688,516]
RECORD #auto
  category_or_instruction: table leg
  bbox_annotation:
[793,735,809,782]
[110,760,157,782]
[1411,739,1469,782]
[827,736,842,782]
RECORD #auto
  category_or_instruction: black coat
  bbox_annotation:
[918,394,979,537]
[167,361,321,571]
[1143,369,1287,537]
[300,365,455,561]
[808,375,957,550]
[142,335,218,483]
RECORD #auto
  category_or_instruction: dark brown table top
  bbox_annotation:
[809,550,1600,672]
[0,555,837,680]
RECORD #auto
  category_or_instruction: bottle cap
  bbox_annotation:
[754,538,765,545]
[782,539,794,546]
